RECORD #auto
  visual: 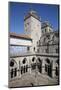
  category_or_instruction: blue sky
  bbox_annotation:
[9,2,59,34]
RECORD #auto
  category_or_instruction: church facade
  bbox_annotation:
[9,10,59,87]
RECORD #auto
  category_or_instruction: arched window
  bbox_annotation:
[38,58,42,63]
[10,61,14,67]
[22,58,27,64]
[46,58,50,64]
[10,59,17,78]
[32,57,35,62]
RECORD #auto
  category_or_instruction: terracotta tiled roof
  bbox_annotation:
[10,32,32,40]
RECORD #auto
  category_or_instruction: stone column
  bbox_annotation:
[28,58,31,74]
[18,61,21,78]
[28,64,31,74]
[42,59,45,74]
[52,61,56,78]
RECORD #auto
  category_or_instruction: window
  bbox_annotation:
[10,61,14,67]
[32,57,35,62]
[46,58,50,64]
[22,58,26,64]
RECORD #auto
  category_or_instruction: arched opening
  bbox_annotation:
[32,57,35,62]
[21,58,28,74]
[22,58,27,64]
[10,59,17,78]
[37,58,42,73]
[10,61,14,67]
[46,58,50,64]
[31,57,36,70]
[45,58,52,77]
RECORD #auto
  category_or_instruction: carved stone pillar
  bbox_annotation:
[52,61,56,78]
[42,59,45,74]
[28,58,31,74]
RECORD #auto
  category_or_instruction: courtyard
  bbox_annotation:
[9,71,58,88]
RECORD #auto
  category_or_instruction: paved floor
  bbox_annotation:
[9,72,58,88]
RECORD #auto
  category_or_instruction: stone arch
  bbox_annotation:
[32,57,35,62]
[31,57,36,70]
[21,58,28,74]
[37,57,42,73]
[10,59,17,78]
[37,57,42,63]
[22,58,27,64]
[45,58,50,64]
[45,58,52,77]
[10,59,17,67]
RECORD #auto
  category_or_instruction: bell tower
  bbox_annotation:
[24,10,41,52]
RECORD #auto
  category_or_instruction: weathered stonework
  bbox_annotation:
[9,10,59,87]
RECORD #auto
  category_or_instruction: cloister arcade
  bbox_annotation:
[9,54,59,80]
